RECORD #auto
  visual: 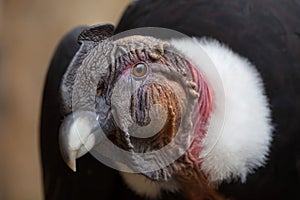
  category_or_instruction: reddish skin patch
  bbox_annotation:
[187,60,213,164]
[122,64,134,75]
[178,60,224,200]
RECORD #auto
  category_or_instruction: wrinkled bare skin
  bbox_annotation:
[98,36,221,199]
[61,32,222,199]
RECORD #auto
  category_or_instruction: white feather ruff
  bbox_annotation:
[121,37,273,196]
[171,38,273,183]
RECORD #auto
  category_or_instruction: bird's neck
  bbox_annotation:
[187,60,213,163]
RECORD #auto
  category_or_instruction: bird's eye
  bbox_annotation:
[132,62,148,78]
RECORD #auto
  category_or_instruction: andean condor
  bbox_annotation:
[40,0,300,199]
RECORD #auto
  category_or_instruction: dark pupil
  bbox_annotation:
[136,64,144,73]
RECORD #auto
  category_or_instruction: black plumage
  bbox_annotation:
[40,0,300,199]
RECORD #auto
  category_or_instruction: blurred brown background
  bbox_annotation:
[0,0,131,199]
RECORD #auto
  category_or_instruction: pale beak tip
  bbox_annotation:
[69,162,77,172]
[60,148,77,172]
[66,158,77,172]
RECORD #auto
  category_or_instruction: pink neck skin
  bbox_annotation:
[187,61,213,165]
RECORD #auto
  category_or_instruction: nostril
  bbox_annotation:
[96,82,104,97]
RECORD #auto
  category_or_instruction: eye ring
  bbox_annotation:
[131,62,148,78]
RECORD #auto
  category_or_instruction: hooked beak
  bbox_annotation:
[59,111,103,171]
